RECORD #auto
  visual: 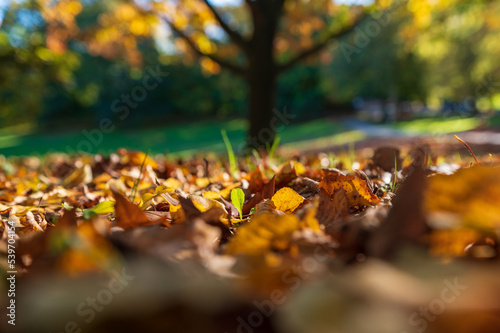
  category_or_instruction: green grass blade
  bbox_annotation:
[221,129,237,176]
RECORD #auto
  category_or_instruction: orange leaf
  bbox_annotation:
[318,174,379,207]
[245,165,265,193]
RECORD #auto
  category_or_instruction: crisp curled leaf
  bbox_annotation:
[318,174,379,207]
[226,214,300,255]
[271,187,304,213]
[187,193,227,214]
[139,185,175,210]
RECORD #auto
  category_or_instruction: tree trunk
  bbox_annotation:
[247,52,276,151]
[246,1,283,151]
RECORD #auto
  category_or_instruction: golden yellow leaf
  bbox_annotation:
[196,177,210,188]
[187,194,226,214]
[139,185,175,210]
[226,214,300,255]
[292,161,306,175]
[318,174,379,207]
[164,177,182,190]
[271,187,304,213]
[127,150,158,169]
[169,203,186,224]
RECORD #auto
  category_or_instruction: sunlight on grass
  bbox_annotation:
[0,135,22,149]
[392,117,481,135]
[0,123,36,137]
[281,130,366,153]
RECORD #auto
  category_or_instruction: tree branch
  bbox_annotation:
[277,12,368,74]
[165,18,246,77]
[201,0,250,52]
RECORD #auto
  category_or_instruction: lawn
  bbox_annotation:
[391,116,483,135]
[0,118,361,157]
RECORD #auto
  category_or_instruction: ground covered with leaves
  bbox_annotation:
[2,141,500,333]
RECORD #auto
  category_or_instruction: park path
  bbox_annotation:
[342,117,500,146]
[341,118,412,139]
[295,117,500,159]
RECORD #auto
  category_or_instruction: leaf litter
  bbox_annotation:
[2,140,500,333]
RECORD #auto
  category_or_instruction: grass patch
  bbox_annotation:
[392,117,481,135]
[0,118,350,157]
[488,115,500,127]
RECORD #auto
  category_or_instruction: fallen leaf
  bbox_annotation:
[271,187,304,213]
[372,146,402,172]
[275,161,297,188]
[298,203,322,232]
[318,174,380,207]
[253,199,282,217]
[113,190,169,229]
[316,188,349,226]
[425,166,500,230]
[62,164,93,187]
[242,175,275,215]
[226,214,300,255]
[25,211,44,232]
[244,165,265,193]
[144,211,172,228]
[367,163,427,258]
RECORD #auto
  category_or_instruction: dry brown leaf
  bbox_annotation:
[367,164,427,258]
[372,146,402,172]
[25,211,44,232]
[242,175,275,215]
[244,165,265,193]
[316,188,349,226]
[144,211,172,228]
[253,199,282,217]
[62,164,93,187]
[275,161,297,188]
[57,208,78,228]
[113,190,168,229]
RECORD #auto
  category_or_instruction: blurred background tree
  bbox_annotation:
[0,0,499,148]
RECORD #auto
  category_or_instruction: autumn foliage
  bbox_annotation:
[2,142,500,332]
